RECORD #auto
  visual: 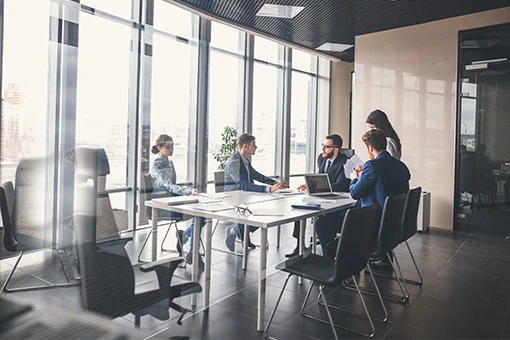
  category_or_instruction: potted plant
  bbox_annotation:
[213,126,238,170]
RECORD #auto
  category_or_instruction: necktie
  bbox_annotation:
[325,160,332,174]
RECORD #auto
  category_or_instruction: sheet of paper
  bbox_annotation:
[193,203,232,212]
[343,154,364,178]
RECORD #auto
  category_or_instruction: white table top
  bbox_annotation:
[145,190,356,228]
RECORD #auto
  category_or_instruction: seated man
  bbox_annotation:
[350,128,410,264]
[288,134,351,258]
[224,133,286,251]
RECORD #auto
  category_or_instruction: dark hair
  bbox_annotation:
[366,109,401,151]
[362,129,387,152]
[237,133,256,148]
[151,134,173,154]
[325,134,343,148]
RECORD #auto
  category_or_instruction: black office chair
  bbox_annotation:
[74,213,202,328]
[0,181,78,294]
[367,193,408,302]
[370,188,423,287]
[265,204,386,339]
[339,148,355,159]
[137,173,189,262]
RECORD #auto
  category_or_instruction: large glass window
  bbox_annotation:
[1,0,50,184]
[289,71,314,175]
[207,22,245,181]
[150,32,198,184]
[153,0,195,40]
[75,12,133,210]
[251,37,284,176]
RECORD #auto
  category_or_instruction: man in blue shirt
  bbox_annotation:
[224,133,286,251]
[350,128,410,241]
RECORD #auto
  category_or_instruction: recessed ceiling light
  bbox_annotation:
[256,4,305,19]
[315,43,353,53]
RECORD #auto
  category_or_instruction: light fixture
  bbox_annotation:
[315,43,353,53]
[255,4,305,19]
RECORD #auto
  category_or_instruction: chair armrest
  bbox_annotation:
[140,256,183,272]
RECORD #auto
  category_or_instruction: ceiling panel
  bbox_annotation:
[169,0,510,62]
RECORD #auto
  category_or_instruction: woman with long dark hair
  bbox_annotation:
[366,109,402,160]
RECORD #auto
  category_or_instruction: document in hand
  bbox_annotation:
[152,196,199,206]
[343,154,364,178]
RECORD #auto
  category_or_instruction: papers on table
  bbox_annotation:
[343,154,364,178]
[198,193,230,199]
[302,196,337,204]
[152,196,199,205]
[273,189,305,196]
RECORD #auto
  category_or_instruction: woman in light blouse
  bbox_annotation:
[366,109,402,160]
[150,134,203,269]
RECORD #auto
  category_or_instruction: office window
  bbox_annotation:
[150,34,198,183]
[153,0,195,40]
[1,0,50,184]
[81,0,132,20]
[289,71,314,175]
[207,22,245,181]
[292,49,314,73]
[251,37,284,176]
[75,13,133,210]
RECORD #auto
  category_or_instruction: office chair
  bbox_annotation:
[0,181,79,294]
[339,148,355,159]
[137,173,191,262]
[74,212,202,328]
[366,193,408,302]
[370,188,423,286]
[265,204,387,339]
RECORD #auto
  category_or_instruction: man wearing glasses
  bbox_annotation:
[224,133,287,252]
[287,134,351,258]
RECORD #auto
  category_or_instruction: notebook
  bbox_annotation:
[303,174,348,199]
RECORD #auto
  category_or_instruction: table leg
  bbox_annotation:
[191,216,201,307]
[151,208,158,262]
[204,218,212,311]
[242,224,249,270]
[257,227,268,331]
[312,217,317,254]
[298,219,306,285]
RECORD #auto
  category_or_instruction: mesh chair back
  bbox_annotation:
[372,193,406,257]
[214,171,226,193]
[142,173,175,220]
[0,181,17,251]
[339,148,355,159]
[332,204,378,283]
[401,187,422,242]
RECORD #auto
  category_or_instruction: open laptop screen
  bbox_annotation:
[304,174,332,194]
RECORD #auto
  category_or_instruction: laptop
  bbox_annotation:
[304,173,348,199]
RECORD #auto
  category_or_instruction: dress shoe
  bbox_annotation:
[285,247,299,258]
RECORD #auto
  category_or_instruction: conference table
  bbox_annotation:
[145,190,356,331]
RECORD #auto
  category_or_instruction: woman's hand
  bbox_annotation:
[190,188,198,195]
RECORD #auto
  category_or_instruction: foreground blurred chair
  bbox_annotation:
[75,212,202,328]
[265,204,385,339]
[1,181,78,294]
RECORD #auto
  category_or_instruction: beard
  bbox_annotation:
[322,150,334,159]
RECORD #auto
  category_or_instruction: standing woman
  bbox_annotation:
[151,134,204,269]
[366,109,402,160]
[365,110,402,267]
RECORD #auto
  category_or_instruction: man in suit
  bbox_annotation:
[224,133,286,251]
[287,134,351,258]
[350,128,410,239]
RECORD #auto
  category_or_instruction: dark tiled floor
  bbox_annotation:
[2,217,510,339]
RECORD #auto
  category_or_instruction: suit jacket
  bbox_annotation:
[317,154,351,192]
[350,151,410,220]
[224,151,276,192]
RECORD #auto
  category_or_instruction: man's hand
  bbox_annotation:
[270,180,286,193]
[350,165,363,180]
[190,188,198,195]
[296,184,307,192]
